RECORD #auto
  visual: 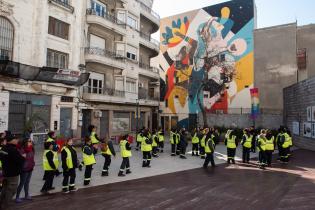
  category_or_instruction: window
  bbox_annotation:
[48,17,69,40]
[90,34,106,50]
[0,17,14,60]
[127,16,137,29]
[115,78,124,91]
[297,48,307,70]
[126,80,136,93]
[127,52,137,60]
[88,78,103,94]
[126,45,137,61]
[91,0,107,17]
[47,49,69,69]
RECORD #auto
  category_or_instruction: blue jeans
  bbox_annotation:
[16,171,32,199]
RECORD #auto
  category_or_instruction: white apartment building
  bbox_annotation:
[0,0,160,139]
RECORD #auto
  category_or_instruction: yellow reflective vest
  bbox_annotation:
[158,131,164,142]
[227,135,237,149]
[170,132,179,144]
[242,134,252,149]
[61,146,74,169]
[46,137,54,143]
[141,137,152,152]
[90,132,99,144]
[257,137,266,151]
[265,136,275,151]
[82,145,96,165]
[205,138,215,154]
[152,134,158,147]
[120,140,132,158]
[43,150,59,171]
[200,135,206,147]
[282,133,291,148]
[137,134,143,143]
[192,133,199,144]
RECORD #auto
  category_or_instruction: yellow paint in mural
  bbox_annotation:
[167,86,188,114]
[234,52,254,93]
[169,23,187,44]
[221,7,230,19]
[176,66,193,83]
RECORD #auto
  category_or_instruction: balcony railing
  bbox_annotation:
[83,86,125,98]
[135,0,160,20]
[48,0,74,13]
[85,47,125,60]
[138,87,159,101]
[139,62,159,74]
[86,8,126,29]
[139,31,160,48]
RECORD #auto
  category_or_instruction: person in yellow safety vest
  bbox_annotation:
[224,129,238,164]
[82,136,96,186]
[61,139,78,193]
[136,128,144,151]
[241,128,252,163]
[265,130,275,167]
[88,125,100,154]
[203,132,216,168]
[284,127,293,158]
[45,131,60,189]
[158,128,165,153]
[152,130,159,157]
[100,139,116,176]
[281,129,291,163]
[257,130,267,168]
[118,134,132,177]
[199,128,208,159]
[175,130,181,155]
[141,129,153,167]
[191,128,200,156]
[41,141,59,194]
[170,128,179,156]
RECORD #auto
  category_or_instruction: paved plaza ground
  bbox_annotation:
[13,141,315,210]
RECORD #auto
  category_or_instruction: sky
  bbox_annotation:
[152,0,315,39]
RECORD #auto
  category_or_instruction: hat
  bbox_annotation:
[6,134,17,142]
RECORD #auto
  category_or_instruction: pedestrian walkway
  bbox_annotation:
[14,149,315,210]
[28,141,258,196]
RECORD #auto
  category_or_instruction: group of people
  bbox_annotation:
[0,124,293,209]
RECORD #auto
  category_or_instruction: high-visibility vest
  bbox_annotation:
[43,150,59,171]
[137,134,143,143]
[158,131,164,142]
[257,137,266,151]
[175,133,180,144]
[101,144,112,156]
[200,135,206,147]
[265,137,275,151]
[120,140,132,158]
[46,137,54,143]
[243,134,252,148]
[90,132,99,144]
[282,133,291,148]
[205,138,215,154]
[141,137,152,152]
[82,146,96,165]
[192,133,199,144]
[170,131,175,144]
[152,134,158,147]
[61,146,74,169]
[227,135,237,149]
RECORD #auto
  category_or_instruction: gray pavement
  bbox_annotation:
[28,139,260,197]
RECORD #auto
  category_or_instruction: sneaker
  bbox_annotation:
[126,170,132,174]
[40,190,50,195]
[25,196,32,201]
[48,187,55,191]
[15,198,23,203]
[70,187,78,192]
[62,189,69,194]
[118,173,125,177]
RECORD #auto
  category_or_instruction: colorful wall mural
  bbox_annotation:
[159,0,255,127]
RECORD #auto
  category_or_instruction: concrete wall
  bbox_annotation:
[254,23,298,110]
[284,77,315,151]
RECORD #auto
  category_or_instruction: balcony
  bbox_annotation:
[84,47,126,70]
[139,31,160,54]
[138,87,160,106]
[48,0,74,13]
[86,9,126,35]
[135,0,160,30]
[138,62,160,79]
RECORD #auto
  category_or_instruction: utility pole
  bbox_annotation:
[136,99,139,141]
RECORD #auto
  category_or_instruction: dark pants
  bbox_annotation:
[16,171,32,199]
[279,147,289,162]
[200,146,205,158]
[176,144,181,155]
[136,142,141,150]
[192,143,199,155]
[159,141,164,152]
[171,144,176,155]
[242,147,251,163]
[84,165,93,185]
[62,168,76,190]
[142,151,152,166]
[152,146,158,157]
[203,153,215,167]
[180,146,186,158]
[265,150,273,166]
[102,154,111,173]
[41,171,55,192]
[119,157,130,172]
[0,176,19,210]
[227,148,236,163]
[259,151,266,165]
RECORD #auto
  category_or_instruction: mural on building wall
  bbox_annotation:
[159,0,255,127]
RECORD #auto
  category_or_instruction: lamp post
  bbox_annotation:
[136,99,139,141]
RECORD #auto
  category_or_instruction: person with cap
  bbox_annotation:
[191,128,200,156]
[61,138,78,193]
[118,134,132,177]
[151,129,159,158]
[82,136,96,186]
[88,125,100,155]
[0,132,24,210]
[41,141,59,194]
[141,129,153,167]
[157,127,165,153]
[265,130,275,167]
[100,139,116,176]
[203,131,216,168]
[225,129,238,164]
[241,128,252,163]
[199,128,208,159]
[45,131,60,181]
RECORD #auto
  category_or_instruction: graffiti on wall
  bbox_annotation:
[159,0,255,127]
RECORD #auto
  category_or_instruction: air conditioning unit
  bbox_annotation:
[2,63,19,77]
[94,110,102,118]
[138,82,144,88]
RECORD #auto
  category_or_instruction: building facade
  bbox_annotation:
[0,0,160,140]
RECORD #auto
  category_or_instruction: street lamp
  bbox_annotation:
[136,99,139,141]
